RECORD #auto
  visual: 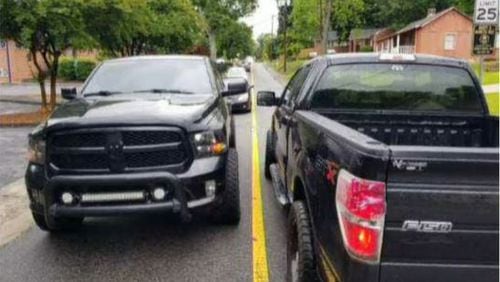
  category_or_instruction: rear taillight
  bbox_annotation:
[335,169,386,262]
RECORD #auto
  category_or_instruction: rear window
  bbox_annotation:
[312,64,483,113]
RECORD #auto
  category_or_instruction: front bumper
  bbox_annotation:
[26,156,226,221]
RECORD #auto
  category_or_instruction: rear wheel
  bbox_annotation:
[210,149,241,225]
[32,212,83,232]
[287,201,318,282]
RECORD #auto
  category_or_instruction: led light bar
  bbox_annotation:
[81,191,145,203]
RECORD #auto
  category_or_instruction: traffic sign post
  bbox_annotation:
[473,0,499,25]
[472,0,499,83]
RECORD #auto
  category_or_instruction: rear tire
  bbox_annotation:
[210,149,241,225]
[286,201,318,282]
[264,130,274,180]
[32,212,83,232]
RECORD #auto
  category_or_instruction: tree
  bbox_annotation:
[217,21,255,59]
[332,0,365,41]
[193,0,256,59]
[0,0,90,110]
[290,0,321,49]
[83,0,202,57]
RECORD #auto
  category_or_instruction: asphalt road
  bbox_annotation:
[0,102,37,188]
[0,63,288,282]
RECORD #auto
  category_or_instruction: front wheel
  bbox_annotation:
[264,130,274,179]
[210,149,241,225]
[286,201,318,282]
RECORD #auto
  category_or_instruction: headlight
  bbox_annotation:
[191,131,227,158]
[28,138,46,164]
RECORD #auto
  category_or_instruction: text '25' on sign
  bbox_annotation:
[474,0,499,25]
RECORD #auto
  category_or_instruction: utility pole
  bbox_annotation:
[322,0,332,55]
[282,1,289,72]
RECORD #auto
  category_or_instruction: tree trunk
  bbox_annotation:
[322,0,332,55]
[49,54,60,110]
[208,29,217,60]
[30,49,48,110]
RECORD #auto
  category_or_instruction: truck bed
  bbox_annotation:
[319,111,499,148]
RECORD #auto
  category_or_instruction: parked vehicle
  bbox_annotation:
[26,55,241,232]
[227,66,248,81]
[224,76,253,113]
[258,53,499,282]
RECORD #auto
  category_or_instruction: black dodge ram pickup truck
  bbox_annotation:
[258,53,499,282]
[26,55,241,231]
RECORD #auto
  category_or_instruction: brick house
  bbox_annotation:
[374,7,474,59]
[0,39,98,84]
[0,39,38,84]
[349,28,382,52]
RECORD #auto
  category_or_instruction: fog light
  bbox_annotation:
[152,187,166,201]
[61,192,74,205]
[205,180,216,197]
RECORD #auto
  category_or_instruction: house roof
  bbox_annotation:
[349,28,382,40]
[397,7,471,35]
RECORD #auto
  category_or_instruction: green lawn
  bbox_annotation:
[486,92,499,116]
[472,63,499,85]
[270,59,307,80]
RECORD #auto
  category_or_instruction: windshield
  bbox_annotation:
[312,64,483,113]
[82,59,213,95]
[227,68,246,78]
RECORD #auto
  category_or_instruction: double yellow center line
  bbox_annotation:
[250,67,270,282]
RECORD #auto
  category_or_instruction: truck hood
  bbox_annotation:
[45,94,218,131]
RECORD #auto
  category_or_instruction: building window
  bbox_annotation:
[444,34,456,50]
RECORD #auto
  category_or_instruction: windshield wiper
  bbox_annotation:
[84,90,123,97]
[133,89,194,94]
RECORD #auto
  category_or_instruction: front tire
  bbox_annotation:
[210,149,241,225]
[32,212,83,232]
[264,130,274,179]
[287,201,318,282]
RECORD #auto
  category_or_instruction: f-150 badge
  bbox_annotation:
[402,220,453,233]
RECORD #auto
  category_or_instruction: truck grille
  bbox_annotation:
[48,127,191,174]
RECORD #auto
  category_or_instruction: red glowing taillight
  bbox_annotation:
[335,169,386,262]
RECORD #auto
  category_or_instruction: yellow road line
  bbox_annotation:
[251,67,270,282]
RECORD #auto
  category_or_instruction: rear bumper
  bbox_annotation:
[25,156,226,220]
[380,262,499,282]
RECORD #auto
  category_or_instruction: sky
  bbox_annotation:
[242,0,279,39]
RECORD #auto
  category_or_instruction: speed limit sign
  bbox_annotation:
[474,0,499,25]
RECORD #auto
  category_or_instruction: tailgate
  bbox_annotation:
[382,146,499,265]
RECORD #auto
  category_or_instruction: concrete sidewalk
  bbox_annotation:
[0,81,82,96]
[483,84,499,94]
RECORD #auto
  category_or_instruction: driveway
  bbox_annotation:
[0,102,37,188]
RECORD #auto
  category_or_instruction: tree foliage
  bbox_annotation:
[193,0,256,59]
[0,0,89,109]
[216,21,255,59]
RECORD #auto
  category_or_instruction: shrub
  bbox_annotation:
[58,58,97,81]
[359,46,374,52]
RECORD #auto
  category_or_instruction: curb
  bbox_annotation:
[262,63,287,86]
[0,178,32,248]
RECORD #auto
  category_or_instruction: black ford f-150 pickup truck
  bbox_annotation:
[257,53,499,282]
[26,55,241,231]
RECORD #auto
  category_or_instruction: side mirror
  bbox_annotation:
[257,91,277,106]
[248,85,254,92]
[61,88,77,100]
